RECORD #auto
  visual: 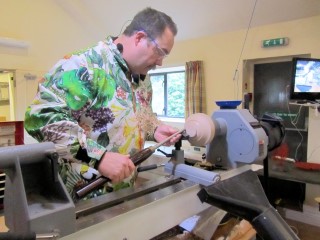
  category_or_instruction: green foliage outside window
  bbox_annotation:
[150,71,185,118]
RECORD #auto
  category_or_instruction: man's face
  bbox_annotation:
[133,27,175,75]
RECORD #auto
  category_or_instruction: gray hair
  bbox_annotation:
[123,7,178,39]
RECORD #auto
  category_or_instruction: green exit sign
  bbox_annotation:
[262,37,289,48]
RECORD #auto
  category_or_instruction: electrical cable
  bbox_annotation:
[116,19,132,37]
[232,0,258,100]
[285,85,305,161]
[289,225,299,236]
[285,85,320,162]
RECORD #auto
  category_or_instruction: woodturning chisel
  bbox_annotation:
[75,129,184,199]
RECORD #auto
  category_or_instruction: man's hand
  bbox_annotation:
[98,152,135,183]
[154,124,182,146]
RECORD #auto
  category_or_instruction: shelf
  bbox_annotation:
[289,101,320,108]
[285,127,308,132]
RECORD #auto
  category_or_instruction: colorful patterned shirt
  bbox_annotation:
[24,36,160,200]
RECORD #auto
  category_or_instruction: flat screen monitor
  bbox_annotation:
[290,57,320,103]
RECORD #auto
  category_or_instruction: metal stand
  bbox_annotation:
[0,142,75,238]
[263,155,269,199]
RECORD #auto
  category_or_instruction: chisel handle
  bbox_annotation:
[75,148,155,199]
[75,176,111,199]
[130,148,154,165]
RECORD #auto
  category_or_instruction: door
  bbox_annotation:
[253,61,308,161]
[0,71,15,121]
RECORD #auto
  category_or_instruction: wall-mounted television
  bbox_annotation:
[290,57,320,103]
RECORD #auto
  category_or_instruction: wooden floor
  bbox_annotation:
[0,215,7,232]
[284,218,320,240]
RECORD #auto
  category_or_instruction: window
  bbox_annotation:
[149,67,185,118]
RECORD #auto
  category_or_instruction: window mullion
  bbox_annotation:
[164,74,168,116]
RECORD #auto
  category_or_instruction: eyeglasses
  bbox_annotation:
[138,30,168,59]
[148,37,168,59]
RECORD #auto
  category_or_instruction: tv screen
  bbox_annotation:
[290,57,320,103]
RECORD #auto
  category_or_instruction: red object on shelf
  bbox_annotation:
[272,143,289,159]
[0,121,24,146]
[294,162,320,171]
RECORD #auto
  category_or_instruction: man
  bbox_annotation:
[25,7,180,200]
